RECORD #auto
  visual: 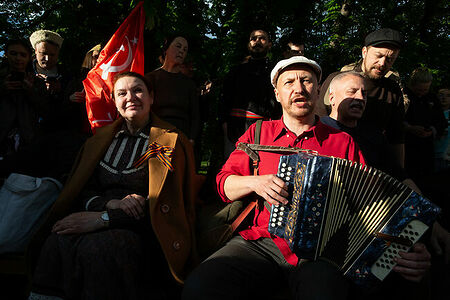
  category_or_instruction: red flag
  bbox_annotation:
[83,1,145,133]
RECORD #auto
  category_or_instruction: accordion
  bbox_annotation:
[268,152,441,286]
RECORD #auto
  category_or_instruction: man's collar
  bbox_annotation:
[273,116,328,146]
[273,118,287,141]
[321,115,355,131]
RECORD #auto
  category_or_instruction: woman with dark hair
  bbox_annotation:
[145,35,200,146]
[29,71,199,299]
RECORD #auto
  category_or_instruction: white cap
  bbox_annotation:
[29,30,63,49]
[270,56,322,87]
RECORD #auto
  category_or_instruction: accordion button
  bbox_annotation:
[312,207,316,211]
[286,177,290,181]
[316,212,320,216]
[281,168,286,172]
[272,218,276,222]
[288,167,292,171]
[277,222,282,226]
[280,207,285,211]
[280,212,284,216]
[282,163,287,167]
[287,172,291,176]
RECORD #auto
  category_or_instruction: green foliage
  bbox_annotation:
[1,0,448,171]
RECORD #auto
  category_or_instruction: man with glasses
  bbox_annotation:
[220,29,280,157]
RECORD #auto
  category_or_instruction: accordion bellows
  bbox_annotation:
[268,152,441,286]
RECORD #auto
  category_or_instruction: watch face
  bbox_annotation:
[101,212,110,221]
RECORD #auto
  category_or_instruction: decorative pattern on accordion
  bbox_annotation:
[268,152,441,286]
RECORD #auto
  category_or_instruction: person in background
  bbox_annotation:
[6,29,84,181]
[30,30,68,97]
[317,28,406,169]
[219,29,279,158]
[0,39,39,160]
[435,88,450,171]
[145,35,200,147]
[321,71,408,183]
[321,70,450,299]
[282,39,305,58]
[29,72,198,300]
[66,44,102,135]
[403,68,447,191]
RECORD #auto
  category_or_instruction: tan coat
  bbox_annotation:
[36,113,198,283]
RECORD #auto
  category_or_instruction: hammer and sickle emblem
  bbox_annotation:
[100,36,134,80]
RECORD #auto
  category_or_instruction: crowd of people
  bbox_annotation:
[0,26,449,300]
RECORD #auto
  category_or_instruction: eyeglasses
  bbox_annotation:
[250,35,267,42]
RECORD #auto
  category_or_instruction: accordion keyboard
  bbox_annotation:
[370,220,428,281]
[269,161,295,238]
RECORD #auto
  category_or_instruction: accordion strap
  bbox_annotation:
[230,120,263,232]
[238,143,318,155]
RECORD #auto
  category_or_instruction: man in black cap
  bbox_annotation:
[316,28,406,167]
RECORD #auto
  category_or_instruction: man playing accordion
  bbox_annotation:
[183,56,432,300]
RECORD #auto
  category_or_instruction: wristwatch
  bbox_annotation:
[100,211,110,227]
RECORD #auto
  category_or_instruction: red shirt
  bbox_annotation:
[216,117,365,266]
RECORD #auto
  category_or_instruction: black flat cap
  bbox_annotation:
[365,28,403,48]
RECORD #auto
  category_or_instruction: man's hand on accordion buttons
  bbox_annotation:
[393,242,431,282]
[250,174,289,205]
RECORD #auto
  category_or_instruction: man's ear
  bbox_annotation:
[362,46,367,59]
[328,89,334,106]
[274,88,280,103]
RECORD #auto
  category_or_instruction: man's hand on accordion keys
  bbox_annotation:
[393,242,431,283]
[224,174,288,204]
[248,174,289,205]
